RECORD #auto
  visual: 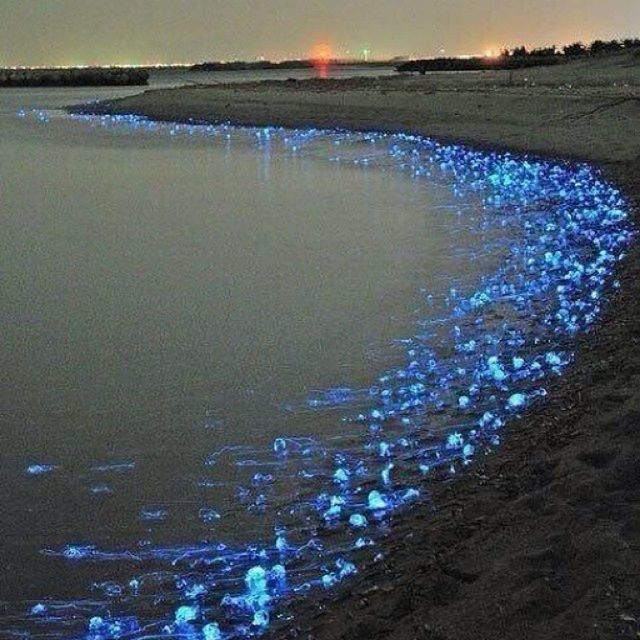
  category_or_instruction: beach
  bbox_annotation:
[74,52,640,640]
[78,51,640,163]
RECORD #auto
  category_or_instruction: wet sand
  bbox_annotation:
[75,51,640,639]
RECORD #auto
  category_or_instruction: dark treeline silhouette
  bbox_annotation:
[397,37,640,75]
[191,59,394,72]
[397,56,561,74]
[508,37,640,58]
[0,67,149,87]
[191,60,314,72]
[564,38,640,56]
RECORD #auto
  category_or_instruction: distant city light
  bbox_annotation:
[483,47,501,58]
[310,42,334,78]
[311,42,333,62]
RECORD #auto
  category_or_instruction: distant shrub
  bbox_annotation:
[530,46,557,57]
[590,39,623,55]
[563,42,588,57]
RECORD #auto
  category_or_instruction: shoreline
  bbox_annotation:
[72,54,640,639]
[71,49,640,165]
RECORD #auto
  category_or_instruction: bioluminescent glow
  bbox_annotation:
[2,111,633,639]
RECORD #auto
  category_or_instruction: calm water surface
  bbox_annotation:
[0,87,492,602]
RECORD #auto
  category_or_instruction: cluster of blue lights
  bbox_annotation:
[4,111,633,639]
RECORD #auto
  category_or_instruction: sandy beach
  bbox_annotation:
[79,51,640,164]
[75,51,640,640]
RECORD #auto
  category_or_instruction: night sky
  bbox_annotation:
[1,0,639,67]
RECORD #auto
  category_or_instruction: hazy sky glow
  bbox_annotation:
[1,0,639,67]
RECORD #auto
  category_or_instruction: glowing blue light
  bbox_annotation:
[12,113,632,640]
[61,544,94,560]
[25,463,58,476]
[90,483,112,495]
[545,352,562,366]
[447,433,464,449]
[402,488,420,502]
[354,537,374,549]
[368,490,388,511]
[91,461,135,473]
[140,507,169,521]
[184,583,207,599]
[88,617,104,633]
[349,513,368,528]
[252,610,269,628]
[322,574,337,589]
[203,622,222,640]
[270,564,287,590]
[275,531,288,553]
[273,438,287,456]
[245,566,268,595]
[336,558,357,578]
[323,495,346,521]
[381,463,394,486]
[175,605,200,625]
[508,393,527,409]
[333,468,350,484]
[199,507,221,523]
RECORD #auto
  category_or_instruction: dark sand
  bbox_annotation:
[74,51,640,639]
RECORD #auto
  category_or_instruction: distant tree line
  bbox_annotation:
[397,56,561,74]
[191,60,314,72]
[191,59,395,72]
[0,67,149,88]
[506,37,640,58]
[397,37,640,74]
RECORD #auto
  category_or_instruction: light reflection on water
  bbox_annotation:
[0,106,632,639]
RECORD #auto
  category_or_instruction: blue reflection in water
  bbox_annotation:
[3,112,633,639]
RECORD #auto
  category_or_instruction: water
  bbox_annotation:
[0,89,487,591]
[0,87,632,639]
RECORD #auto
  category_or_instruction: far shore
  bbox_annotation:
[1,67,149,88]
[72,51,640,640]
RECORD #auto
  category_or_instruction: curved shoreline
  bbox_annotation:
[69,61,640,639]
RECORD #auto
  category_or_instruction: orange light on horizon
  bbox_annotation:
[310,42,333,79]
[483,47,502,58]
[311,42,333,62]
